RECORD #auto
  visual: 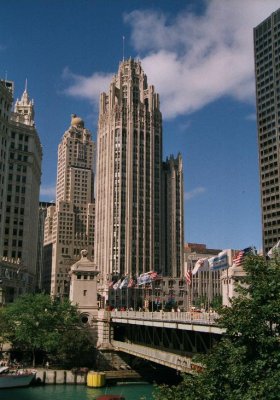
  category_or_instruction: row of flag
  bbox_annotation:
[109,271,159,290]
[267,240,280,258]
[108,246,258,289]
[184,246,256,285]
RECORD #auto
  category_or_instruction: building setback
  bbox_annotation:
[254,8,280,255]
[94,59,163,279]
[43,115,95,296]
[0,80,42,275]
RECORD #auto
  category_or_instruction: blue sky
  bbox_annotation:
[1,0,279,251]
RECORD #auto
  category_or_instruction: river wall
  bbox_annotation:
[35,369,142,385]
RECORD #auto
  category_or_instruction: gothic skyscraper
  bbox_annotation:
[162,154,184,277]
[95,59,162,278]
[43,115,95,296]
[0,81,42,275]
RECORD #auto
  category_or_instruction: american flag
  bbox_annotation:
[233,247,256,266]
[185,270,192,285]
[127,278,135,288]
[150,271,158,280]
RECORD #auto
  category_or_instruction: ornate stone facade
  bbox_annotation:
[162,154,184,277]
[94,59,163,279]
[43,115,95,296]
[0,80,42,278]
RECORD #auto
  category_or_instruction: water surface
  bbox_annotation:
[0,383,154,400]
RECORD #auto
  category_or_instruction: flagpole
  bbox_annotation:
[126,285,128,309]
[198,268,201,307]
[152,281,154,312]
[226,267,229,303]
[190,273,193,310]
[208,268,211,311]
[134,280,136,310]
[161,278,164,311]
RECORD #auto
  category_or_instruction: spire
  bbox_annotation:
[21,79,30,104]
[13,80,35,127]
[122,36,125,62]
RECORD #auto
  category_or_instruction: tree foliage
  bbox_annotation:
[1,293,94,367]
[153,255,280,400]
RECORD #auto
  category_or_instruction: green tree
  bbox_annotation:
[48,322,96,368]
[153,255,280,400]
[210,294,222,310]
[1,293,94,367]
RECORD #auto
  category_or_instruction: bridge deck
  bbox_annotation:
[110,311,223,334]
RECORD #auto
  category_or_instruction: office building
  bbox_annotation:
[36,201,55,291]
[0,80,13,243]
[0,80,42,302]
[43,115,95,296]
[0,81,42,275]
[184,243,222,306]
[254,8,280,255]
[94,59,162,279]
[162,154,184,277]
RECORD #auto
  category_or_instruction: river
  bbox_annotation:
[0,382,154,400]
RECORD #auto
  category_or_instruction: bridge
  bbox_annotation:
[97,310,224,373]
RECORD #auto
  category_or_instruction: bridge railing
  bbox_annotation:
[110,310,219,325]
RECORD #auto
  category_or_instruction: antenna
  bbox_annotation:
[122,36,125,61]
[5,71,7,80]
[25,78,28,92]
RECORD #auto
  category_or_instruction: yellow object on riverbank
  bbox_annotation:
[87,371,106,388]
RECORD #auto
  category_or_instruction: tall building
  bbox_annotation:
[0,80,13,243]
[43,115,95,296]
[95,59,162,279]
[254,8,280,255]
[36,201,55,291]
[0,81,42,275]
[162,154,184,277]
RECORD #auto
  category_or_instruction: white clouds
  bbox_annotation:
[185,187,206,201]
[62,67,112,105]
[63,0,279,119]
[40,184,56,199]
[125,0,279,118]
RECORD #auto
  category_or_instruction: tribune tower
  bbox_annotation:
[94,59,162,279]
